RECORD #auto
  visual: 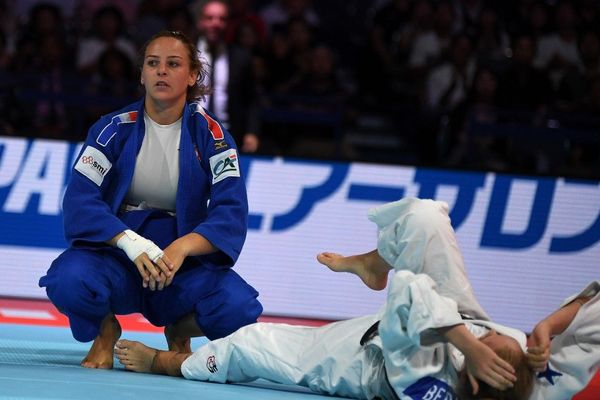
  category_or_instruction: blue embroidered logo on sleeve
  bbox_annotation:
[403,377,456,400]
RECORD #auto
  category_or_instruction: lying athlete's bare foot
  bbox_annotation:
[317,252,389,291]
[115,339,158,373]
[81,314,122,369]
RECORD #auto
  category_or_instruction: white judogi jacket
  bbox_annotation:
[529,281,600,400]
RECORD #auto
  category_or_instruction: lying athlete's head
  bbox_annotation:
[458,330,534,400]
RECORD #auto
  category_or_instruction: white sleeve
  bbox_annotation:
[379,271,463,355]
[529,281,600,400]
[378,271,464,393]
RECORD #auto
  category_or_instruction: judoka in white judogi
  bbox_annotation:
[117,198,599,400]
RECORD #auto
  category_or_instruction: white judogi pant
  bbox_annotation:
[369,198,489,320]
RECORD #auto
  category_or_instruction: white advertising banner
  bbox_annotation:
[0,137,598,331]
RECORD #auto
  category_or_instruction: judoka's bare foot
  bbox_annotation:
[115,339,158,373]
[81,314,121,369]
[317,252,389,290]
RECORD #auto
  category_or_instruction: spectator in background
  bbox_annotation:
[419,34,476,164]
[444,66,507,171]
[227,2,268,75]
[12,2,68,73]
[0,29,11,70]
[76,0,138,27]
[85,47,138,125]
[286,44,346,108]
[473,6,510,68]
[12,4,77,138]
[577,0,600,35]
[0,1,17,56]
[534,2,582,90]
[194,0,260,153]
[367,0,412,75]
[359,0,418,104]
[522,1,551,42]
[283,16,316,82]
[498,34,552,114]
[0,29,18,136]
[76,5,137,75]
[566,76,600,178]
[424,34,476,115]
[133,0,186,47]
[408,0,455,81]
[557,31,600,112]
[452,0,484,38]
[271,44,348,158]
[259,0,319,34]
[230,19,269,107]
[262,27,296,93]
[27,33,79,140]
[165,6,197,43]
[12,0,78,25]
[133,0,166,46]
[225,0,267,48]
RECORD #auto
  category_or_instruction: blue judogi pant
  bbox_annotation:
[39,210,262,342]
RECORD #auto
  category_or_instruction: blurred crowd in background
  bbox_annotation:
[0,0,599,178]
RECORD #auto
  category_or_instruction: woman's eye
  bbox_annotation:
[147,60,158,67]
[168,61,179,67]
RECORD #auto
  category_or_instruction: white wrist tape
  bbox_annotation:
[116,229,164,263]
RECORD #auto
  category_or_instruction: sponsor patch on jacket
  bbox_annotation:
[214,140,228,150]
[206,355,218,373]
[209,149,240,184]
[403,377,456,400]
[74,146,112,186]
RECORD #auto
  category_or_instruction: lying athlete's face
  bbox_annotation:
[141,37,198,105]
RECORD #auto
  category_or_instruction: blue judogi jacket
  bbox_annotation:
[62,98,248,268]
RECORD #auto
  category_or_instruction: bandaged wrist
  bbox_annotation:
[116,229,164,263]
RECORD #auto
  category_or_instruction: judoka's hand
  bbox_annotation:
[527,321,551,372]
[143,254,174,291]
[463,340,516,394]
[134,253,162,290]
[162,241,187,287]
[116,230,173,290]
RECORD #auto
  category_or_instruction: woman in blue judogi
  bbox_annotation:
[39,30,262,368]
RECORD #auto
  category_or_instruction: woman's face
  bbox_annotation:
[141,36,197,106]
